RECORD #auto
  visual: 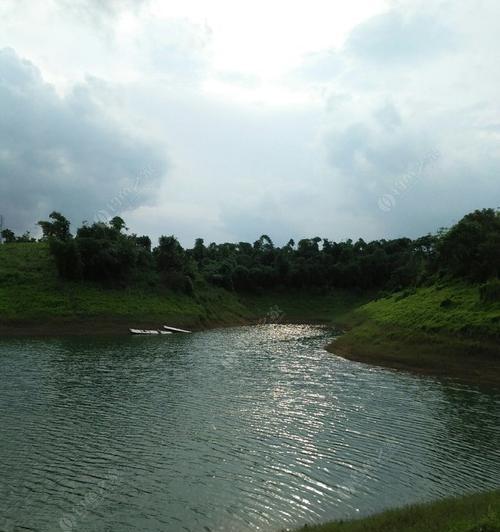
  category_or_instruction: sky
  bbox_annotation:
[0,0,499,246]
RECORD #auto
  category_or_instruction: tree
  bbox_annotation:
[1,229,16,243]
[49,238,82,280]
[154,235,194,292]
[437,208,500,281]
[192,238,206,263]
[136,235,152,252]
[16,231,36,243]
[75,221,138,284]
[109,216,127,233]
[38,211,71,241]
[255,234,274,251]
[297,237,321,257]
[155,236,185,272]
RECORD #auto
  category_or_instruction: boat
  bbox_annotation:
[129,328,172,335]
[163,325,191,333]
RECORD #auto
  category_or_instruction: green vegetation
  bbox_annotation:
[0,241,365,334]
[357,282,499,338]
[2,207,498,296]
[0,242,252,333]
[437,209,500,281]
[1,207,499,385]
[294,490,500,532]
[239,289,372,324]
[331,282,500,384]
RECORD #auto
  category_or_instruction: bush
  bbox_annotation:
[479,279,500,304]
[395,288,416,301]
[49,238,82,280]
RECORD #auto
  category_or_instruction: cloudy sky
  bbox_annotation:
[1,0,499,246]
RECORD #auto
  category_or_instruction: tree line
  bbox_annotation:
[1,208,499,293]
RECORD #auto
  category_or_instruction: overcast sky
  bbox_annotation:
[1,0,499,246]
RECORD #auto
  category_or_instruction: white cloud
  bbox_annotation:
[0,0,499,244]
[301,0,500,237]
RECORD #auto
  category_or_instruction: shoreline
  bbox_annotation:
[328,321,500,387]
[2,315,499,387]
[0,317,247,337]
[293,489,500,532]
[0,316,333,337]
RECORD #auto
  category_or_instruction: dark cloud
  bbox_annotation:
[0,48,168,234]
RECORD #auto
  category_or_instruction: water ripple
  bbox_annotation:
[0,325,499,532]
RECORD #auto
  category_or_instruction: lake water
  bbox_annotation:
[0,325,499,532]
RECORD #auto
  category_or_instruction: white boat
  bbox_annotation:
[129,328,172,335]
[163,325,191,333]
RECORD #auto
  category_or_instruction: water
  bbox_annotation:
[0,325,498,532]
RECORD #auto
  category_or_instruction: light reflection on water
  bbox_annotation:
[0,324,499,532]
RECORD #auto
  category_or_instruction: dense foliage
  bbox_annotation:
[436,208,500,281]
[1,208,499,293]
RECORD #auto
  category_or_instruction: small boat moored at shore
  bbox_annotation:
[129,328,172,335]
[163,325,191,333]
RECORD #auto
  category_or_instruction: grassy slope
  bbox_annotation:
[2,243,499,384]
[0,242,252,332]
[0,243,366,334]
[331,283,500,385]
[294,490,500,532]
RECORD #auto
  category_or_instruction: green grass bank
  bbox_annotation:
[329,283,500,385]
[293,490,500,532]
[0,242,365,335]
[1,242,499,386]
[0,242,256,334]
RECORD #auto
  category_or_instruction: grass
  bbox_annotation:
[0,242,252,332]
[361,283,500,338]
[330,283,500,386]
[293,490,500,532]
[2,243,499,385]
[0,243,364,334]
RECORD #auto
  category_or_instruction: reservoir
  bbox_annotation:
[0,325,498,531]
